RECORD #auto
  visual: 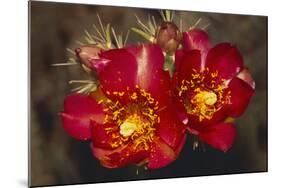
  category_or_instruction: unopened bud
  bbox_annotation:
[75,45,103,68]
[155,22,182,54]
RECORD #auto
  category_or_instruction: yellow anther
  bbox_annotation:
[192,73,200,79]
[211,71,218,78]
[148,97,154,104]
[131,92,137,100]
[178,90,183,97]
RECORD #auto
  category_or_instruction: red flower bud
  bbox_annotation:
[75,45,103,68]
[155,22,182,54]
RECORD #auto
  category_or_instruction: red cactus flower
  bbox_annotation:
[173,29,255,152]
[61,44,186,169]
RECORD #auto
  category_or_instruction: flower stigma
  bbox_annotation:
[193,91,217,106]
[120,115,140,137]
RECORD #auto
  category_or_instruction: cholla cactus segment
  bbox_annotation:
[52,48,79,67]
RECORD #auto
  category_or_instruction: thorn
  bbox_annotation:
[124,30,130,46]
[202,23,210,30]
[67,48,75,55]
[191,18,202,29]
[97,13,106,37]
[68,80,95,84]
[170,10,174,21]
[84,30,94,42]
[51,62,77,66]
[135,14,151,34]
[92,23,106,42]
[152,16,157,29]
[111,27,120,48]
[76,40,84,45]
[180,18,183,32]
[131,27,154,42]
[160,10,166,22]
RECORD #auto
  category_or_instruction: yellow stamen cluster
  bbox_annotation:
[178,68,231,122]
[98,85,160,150]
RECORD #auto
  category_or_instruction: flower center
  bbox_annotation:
[191,90,218,121]
[119,115,141,137]
[120,120,138,137]
[99,85,160,150]
[178,68,231,122]
[193,91,217,106]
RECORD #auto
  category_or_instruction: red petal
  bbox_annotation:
[175,134,187,155]
[91,142,149,168]
[182,29,211,66]
[126,44,164,88]
[236,68,255,89]
[176,50,202,82]
[175,49,185,71]
[206,43,244,80]
[126,44,171,107]
[90,145,122,168]
[61,113,92,140]
[90,58,111,74]
[107,145,149,168]
[97,48,138,96]
[148,137,177,169]
[227,77,255,117]
[198,122,237,152]
[63,94,103,119]
[186,104,229,129]
[156,107,187,150]
[91,121,121,149]
[61,94,105,140]
[173,98,189,125]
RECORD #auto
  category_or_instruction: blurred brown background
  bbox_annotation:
[30,1,267,187]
